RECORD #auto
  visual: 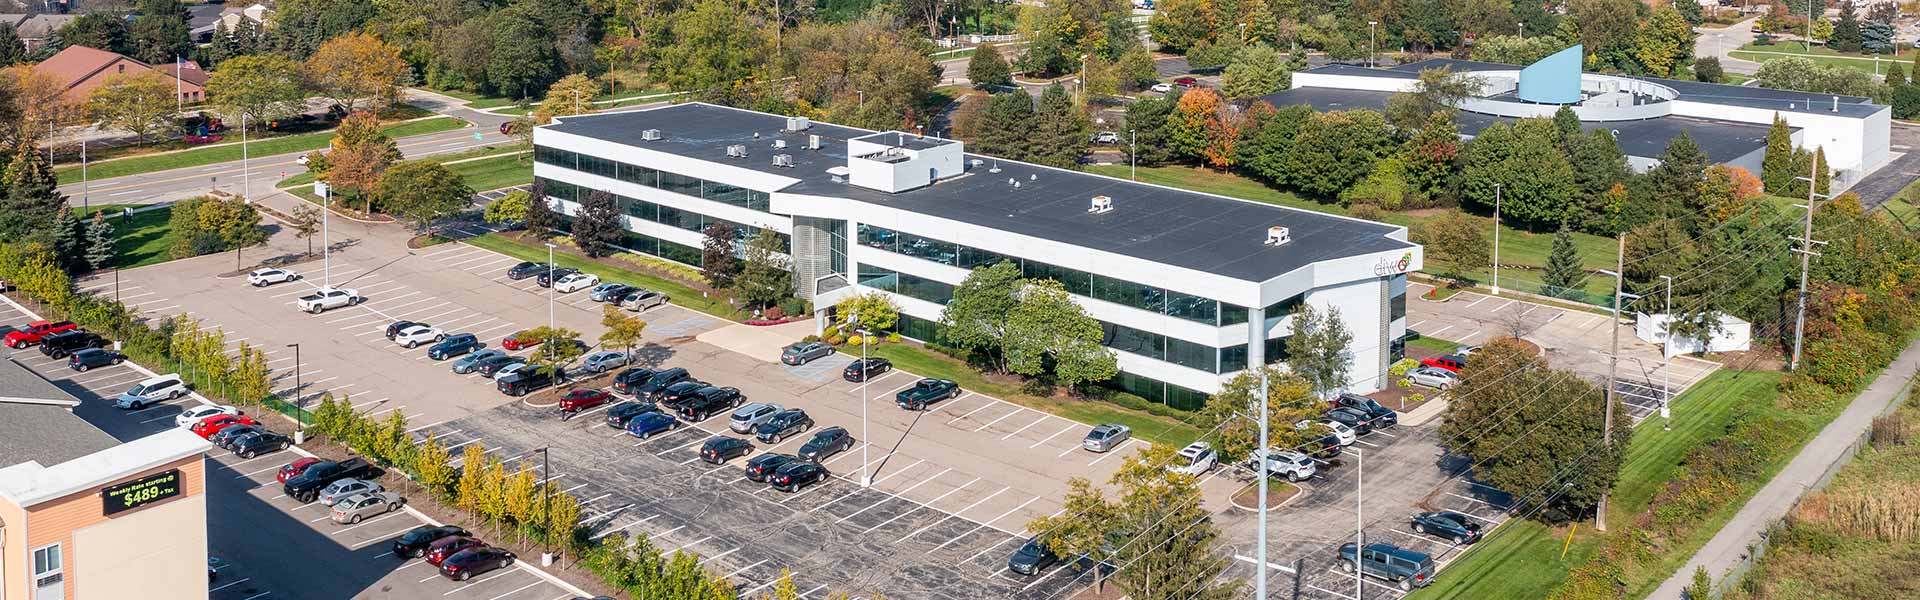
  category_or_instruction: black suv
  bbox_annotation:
[768,461,827,492]
[743,453,800,482]
[283,458,375,502]
[1323,407,1375,435]
[797,426,855,462]
[605,401,658,429]
[393,525,470,557]
[676,386,743,421]
[498,368,564,396]
[655,380,710,408]
[635,368,693,399]
[230,430,292,458]
[611,367,658,395]
[700,436,753,464]
[1334,393,1399,428]
[754,409,814,443]
[506,261,550,280]
[536,267,579,287]
[38,330,107,358]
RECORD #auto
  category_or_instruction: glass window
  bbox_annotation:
[706,182,752,208]
[1166,337,1217,372]
[542,179,578,204]
[898,314,941,342]
[898,272,955,305]
[619,232,658,255]
[618,195,657,222]
[858,264,899,292]
[656,205,704,232]
[857,224,896,251]
[579,154,617,178]
[747,190,771,211]
[1022,260,1091,296]
[660,171,703,198]
[1101,322,1164,357]
[958,246,1014,270]
[1220,303,1249,326]
[898,232,958,266]
[1265,294,1304,318]
[657,240,702,266]
[617,162,658,187]
[1164,290,1218,324]
[1219,345,1248,372]
[32,544,60,576]
[1265,337,1291,365]
[533,146,576,169]
[1092,274,1164,313]
[1165,384,1208,411]
[1390,275,1408,322]
[1112,371,1165,403]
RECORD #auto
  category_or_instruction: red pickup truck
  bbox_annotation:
[5,320,77,349]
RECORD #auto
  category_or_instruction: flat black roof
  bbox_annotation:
[1372,58,1885,118]
[1259,87,1777,163]
[544,103,1414,283]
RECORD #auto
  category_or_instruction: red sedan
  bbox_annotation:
[1174,76,1199,87]
[501,330,543,351]
[191,414,260,439]
[559,388,613,413]
[276,457,322,483]
[424,536,488,567]
[1420,354,1467,373]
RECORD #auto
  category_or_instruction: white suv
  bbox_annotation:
[393,324,446,348]
[117,374,188,409]
[1246,448,1317,482]
[554,273,600,293]
[246,267,298,287]
[1167,441,1218,476]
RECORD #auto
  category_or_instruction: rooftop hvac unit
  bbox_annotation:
[773,139,788,149]
[640,129,662,141]
[807,134,822,150]
[1088,195,1113,214]
[772,154,796,168]
[785,116,812,132]
[1265,226,1292,247]
[726,144,748,158]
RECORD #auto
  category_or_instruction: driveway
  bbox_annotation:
[1695,18,1763,75]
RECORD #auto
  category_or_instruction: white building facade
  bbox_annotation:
[532,104,1422,409]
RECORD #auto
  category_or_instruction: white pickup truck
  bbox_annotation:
[297,287,362,314]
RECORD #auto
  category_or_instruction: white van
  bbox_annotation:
[115,374,187,409]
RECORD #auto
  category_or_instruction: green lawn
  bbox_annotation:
[462,233,740,320]
[1087,164,1622,302]
[57,117,468,185]
[82,204,176,269]
[447,154,533,192]
[1407,334,1465,354]
[1412,370,1796,599]
[1730,42,1912,74]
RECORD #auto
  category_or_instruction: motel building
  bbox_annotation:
[0,359,211,600]
[533,103,1423,409]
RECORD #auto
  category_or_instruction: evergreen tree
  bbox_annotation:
[84,212,115,271]
[1566,129,1630,230]
[1812,147,1831,196]
[1542,227,1588,298]
[967,43,1013,88]
[1830,0,1862,53]
[1552,106,1582,140]
[1029,83,1091,169]
[0,145,59,242]
[1678,0,1704,25]
[1888,61,1907,86]
[50,207,83,272]
[1646,132,1709,221]
[972,92,1036,161]
[1761,114,1796,194]
[1122,92,1178,167]
[0,24,23,66]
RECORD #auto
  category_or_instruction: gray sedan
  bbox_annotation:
[581,350,630,374]
[317,478,383,506]
[1083,423,1132,453]
[329,491,405,524]
[451,349,508,374]
[780,341,834,366]
[621,289,670,312]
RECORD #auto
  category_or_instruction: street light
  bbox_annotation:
[1369,21,1378,68]
[535,447,554,566]
[546,243,558,329]
[314,181,332,287]
[241,114,250,201]
[1492,183,1502,296]
[80,140,88,210]
[286,343,303,443]
[1519,22,1525,39]
[850,312,872,488]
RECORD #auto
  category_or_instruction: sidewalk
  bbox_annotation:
[1648,337,1920,598]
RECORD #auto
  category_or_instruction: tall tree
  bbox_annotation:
[938,260,1023,371]
[487,11,562,99]
[304,32,410,111]
[598,305,649,356]
[1401,110,1462,199]
[1384,67,1483,131]
[1461,119,1578,229]
[1106,444,1244,600]
[50,207,84,272]
[700,222,740,289]
[1236,102,1312,186]
[86,72,176,142]
[731,229,790,308]
[1284,303,1355,398]
[290,204,321,255]
[644,0,770,94]
[57,13,130,55]
[1541,227,1587,298]
[0,144,56,241]
[1220,44,1290,100]
[967,42,1013,88]
[1565,129,1630,230]
[129,0,192,64]
[1830,0,1862,53]
[1025,478,1119,592]
[1028,83,1091,169]
[1122,92,1179,167]
[377,161,472,233]
[525,181,558,238]
[1419,209,1490,284]
[207,54,308,126]
[1631,5,1695,77]
[0,24,24,66]
[1280,109,1397,197]
[971,92,1036,160]
[1760,114,1796,194]
[572,189,621,257]
[1004,279,1117,389]
[1195,368,1324,463]
[1646,132,1709,221]
[84,212,115,271]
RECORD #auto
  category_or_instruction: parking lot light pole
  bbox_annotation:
[241,114,250,201]
[315,181,332,287]
[287,343,302,443]
[1355,448,1363,600]
[1129,129,1137,181]
[852,312,871,488]
[546,243,558,329]
[1491,183,1502,295]
[534,446,553,565]
[1255,369,1268,600]
[80,140,88,210]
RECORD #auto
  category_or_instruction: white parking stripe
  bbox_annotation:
[864,476,979,534]
[998,415,1051,439]
[969,406,1025,432]
[895,486,1008,543]
[1088,439,1142,466]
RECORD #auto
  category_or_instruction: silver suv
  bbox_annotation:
[729,403,784,434]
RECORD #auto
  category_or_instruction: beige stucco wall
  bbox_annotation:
[73,495,206,600]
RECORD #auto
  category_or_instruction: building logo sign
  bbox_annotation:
[100,469,182,516]
[1374,252,1413,276]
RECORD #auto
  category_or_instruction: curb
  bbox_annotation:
[1228,478,1309,512]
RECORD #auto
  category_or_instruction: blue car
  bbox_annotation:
[451,349,508,374]
[427,333,484,360]
[626,412,682,439]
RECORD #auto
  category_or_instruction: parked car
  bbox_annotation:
[246,267,299,286]
[506,261,550,280]
[207,423,263,449]
[768,461,828,492]
[276,457,322,484]
[1454,345,1483,356]
[536,267,578,288]
[779,341,834,365]
[386,320,421,343]
[497,368,563,396]
[501,330,544,351]
[318,479,384,506]
[558,388,614,415]
[474,354,527,377]
[173,402,237,427]
[625,412,682,439]
[1421,354,1467,373]
[841,357,892,382]
[330,491,405,524]
[675,387,742,421]
[700,436,754,464]
[797,426,856,462]
[439,547,515,581]
[1410,511,1482,544]
[605,401,658,429]
[427,333,484,360]
[729,403,784,433]
[424,536,488,567]
[5,320,76,348]
[1307,434,1344,460]
[754,409,815,443]
[393,525,470,558]
[393,324,446,348]
[1323,407,1376,435]
[1404,366,1458,390]
[1336,542,1436,591]
[1334,393,1398,428]
[1091,131,1120,144]
[580,350,630,373]
[743,453,800,482]
[68,347,124,371]
[655,380,711,409]
[191,414,260,439]
[296,287,361,314]
[611,367,658,395]
[635,368,693,398]
[230,430,291,458]
[589,283,634,302]
[1298,419,1355,447]
[621,289,670,311]
[554,272,600,293]
[1083,423,1133,453]
[1007,535,1060,576]
[1167,441,1218,476]
[895,378,961,410]
[283,458,376,503]
[1174,76,1198,87]
[1245,448,1317,482]
[1150,82,1173,93]
[39,330,107,358]
[452,349,509,373]
[119,374,190,410]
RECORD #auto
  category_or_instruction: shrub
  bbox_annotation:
[1693,57,1724,83]
[801,334,821,343]
[824,334,845,345]
[886,332,902,343]
[610,252,708,286]
[1349,203,1385,222]
[778,296,807,317]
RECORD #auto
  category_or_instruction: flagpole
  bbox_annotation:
[175,55,183,115]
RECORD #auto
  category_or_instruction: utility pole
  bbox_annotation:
[80,140,88,210]
[1255,368,1269,600]
[1492,183,1502,295]
[1658,274,1674,359]
[1790,159,1829,370]
[1596,235,1629,532]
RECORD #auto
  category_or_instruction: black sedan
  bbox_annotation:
[439,547,515,581]
[1334,393,1399,428]
[768,461,828,492]
[505,261,549,280]
[754,409,814,443]
[230,430,292,458]
[393,525,470,558]
[895,378,960,410]
[605,401,658,429]
[473,355,526,377]
[700,436,754,464]
[797,426,855,462]
[1323,407,1375,435]
[1411,511,1482,544]
[1008,536,1060,576]
[842,357,893,382]
[743,453,800,482]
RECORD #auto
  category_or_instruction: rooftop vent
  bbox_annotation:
[807,134,822,150]
[640,129,663,141]
[773,139,788,149]
[1088,195,1113,214]
[725,144,749,158]
[989,160,1002,174]
[969,158,984,168]
[772,154,796,168]
[1265,226,1292,247]
[785,116,812,132]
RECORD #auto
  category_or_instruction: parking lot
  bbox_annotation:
[0,297,582,600]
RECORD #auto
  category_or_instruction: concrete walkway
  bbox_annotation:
[1648,337,1920,598]
[1695,17,1764,75]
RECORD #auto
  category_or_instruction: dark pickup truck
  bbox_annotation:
[282,458,375,503]
[895,378,961,410]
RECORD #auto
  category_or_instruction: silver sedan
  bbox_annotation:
[317,478,383,506]
[329,491,405,524]
[1405,366,1459,390]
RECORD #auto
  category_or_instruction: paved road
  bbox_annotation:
[1851,123,1920,207]
[1648,337,1920,598]
[1695,18,1763,76]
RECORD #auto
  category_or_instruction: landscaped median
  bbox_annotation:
[279,143,532,195]
[54,116,469,185]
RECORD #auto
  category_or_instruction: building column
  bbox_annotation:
[1247,306,1266,369]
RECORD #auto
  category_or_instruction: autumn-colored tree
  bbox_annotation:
[533,74,598,122]
[304,32,410,111]
[6,66,76,143]
[86,71,176,142]
[1167,87,1235,168]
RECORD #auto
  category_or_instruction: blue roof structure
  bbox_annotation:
[1518,44,1583,104]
